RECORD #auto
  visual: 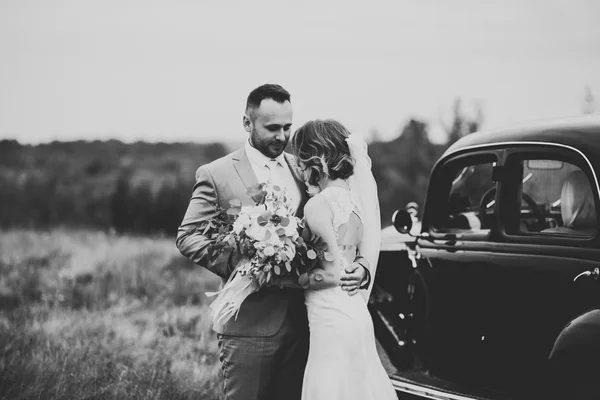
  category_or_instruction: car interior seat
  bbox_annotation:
[543,170,597,236]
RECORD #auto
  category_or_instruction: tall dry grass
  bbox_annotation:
[0,229,223,400]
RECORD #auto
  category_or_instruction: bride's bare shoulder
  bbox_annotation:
[304,193,327,212]
[303,194,332,222]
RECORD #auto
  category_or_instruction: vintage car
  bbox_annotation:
[371,115,600,400]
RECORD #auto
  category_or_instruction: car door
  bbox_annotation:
[370,228,420,371]
[410,150,502,385]
[480,145,600,395]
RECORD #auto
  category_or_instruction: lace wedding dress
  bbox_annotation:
[301,187,397,400]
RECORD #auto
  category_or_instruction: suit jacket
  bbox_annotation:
[176,147,309,336]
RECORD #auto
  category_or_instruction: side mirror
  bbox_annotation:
[392,209,413,234]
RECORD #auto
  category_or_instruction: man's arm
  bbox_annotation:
[176,165,237,280]
[355,255,372,289]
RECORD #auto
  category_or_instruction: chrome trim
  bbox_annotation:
[375,310,403,345]
[390,376,482,400]
[442,141,600,201]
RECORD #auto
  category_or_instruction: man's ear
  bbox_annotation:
[243,115,252,133]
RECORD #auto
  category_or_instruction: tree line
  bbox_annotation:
[0,140,227,235]
[0,101,480,235]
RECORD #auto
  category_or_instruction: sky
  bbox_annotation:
[1,0,599,145]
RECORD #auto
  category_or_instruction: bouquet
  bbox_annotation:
[204,181,331,326]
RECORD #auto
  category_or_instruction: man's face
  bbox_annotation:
[245,99,293,159]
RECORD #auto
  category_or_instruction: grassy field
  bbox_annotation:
[0,229,223,400]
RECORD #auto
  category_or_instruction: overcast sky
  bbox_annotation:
[1,0,599,144]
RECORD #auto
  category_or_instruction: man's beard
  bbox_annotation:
[251,129,287,158]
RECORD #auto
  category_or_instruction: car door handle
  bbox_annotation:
[444,240,462,246]
[430,239,462,246]
[574,267,600,282]
[429,232,463,240]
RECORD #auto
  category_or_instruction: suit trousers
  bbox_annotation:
[217,309,309,400]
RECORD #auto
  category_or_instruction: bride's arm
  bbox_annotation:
[300,195,342,291]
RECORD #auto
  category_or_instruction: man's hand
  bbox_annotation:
[340,261,367,296]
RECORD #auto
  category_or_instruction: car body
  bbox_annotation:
[371,115,600,400]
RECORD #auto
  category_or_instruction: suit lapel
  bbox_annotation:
[284,152,309,218]
[284,152,303,185]
[232,148,258,191]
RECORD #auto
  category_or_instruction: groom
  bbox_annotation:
[176,84,370,400]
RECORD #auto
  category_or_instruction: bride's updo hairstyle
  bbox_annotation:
[291,119,355,186]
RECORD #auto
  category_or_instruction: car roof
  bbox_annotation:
[444,115,600,160]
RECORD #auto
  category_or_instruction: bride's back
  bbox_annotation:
[336,212,363,248]
[318,186,363,249]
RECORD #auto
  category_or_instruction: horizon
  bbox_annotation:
[4,113,600,147]
[1,0,599,145]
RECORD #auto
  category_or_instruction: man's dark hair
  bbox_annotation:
[245,84,291,118]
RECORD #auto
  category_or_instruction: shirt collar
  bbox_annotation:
[245,140,286,167]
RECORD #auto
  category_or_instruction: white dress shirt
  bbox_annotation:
[245,140,302,212]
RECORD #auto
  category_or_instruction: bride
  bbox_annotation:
[291,120,397,400]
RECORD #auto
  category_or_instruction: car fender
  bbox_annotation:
[549,307,600,362]
[547,308,600,398]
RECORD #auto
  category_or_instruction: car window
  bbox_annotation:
[518,159,597,237]
[438,161,496,231]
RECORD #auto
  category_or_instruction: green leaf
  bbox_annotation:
[285,261,292,272]
[257,215,268,226]
[298,273,309,287]
[274,264,281,275]
[229,199,242,207]
[251,190,267,204]
[313,235,328,250]
[226,206,241,216]
[247,183,264,195]
[301,227,312,242]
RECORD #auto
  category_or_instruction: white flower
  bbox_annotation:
[233,213,251,234]
[246,224,267,240]
[264,226,281,245]
[284,217,298,237]
[263,246,275,256]
[241,205,265,217]
[276,207,289,217]
[265,200,276,212]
